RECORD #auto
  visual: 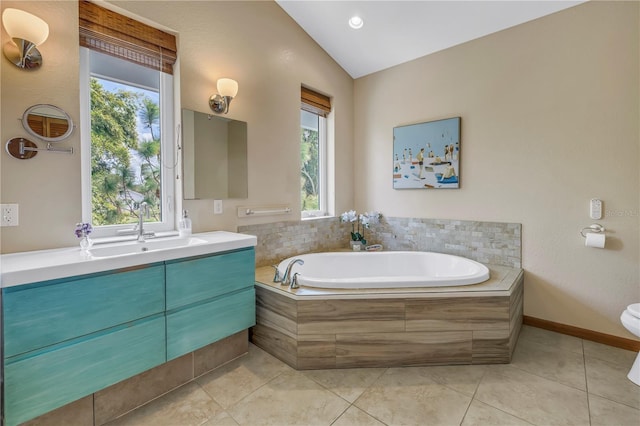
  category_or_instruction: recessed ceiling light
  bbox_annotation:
[348,16,364,29]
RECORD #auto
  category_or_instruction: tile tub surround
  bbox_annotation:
[251,264,523,369]
[21,331,249,426]
[369,217,521,268]
[238,216,521,268]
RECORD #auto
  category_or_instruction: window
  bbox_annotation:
[79,1,177,238]
[300,87,331,218]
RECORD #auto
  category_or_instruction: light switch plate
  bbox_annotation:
[590,198,602,220]
[1,204,19,227]
[213,199,223,215]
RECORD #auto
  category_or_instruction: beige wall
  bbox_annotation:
[354,1,640,339]
[0,0,354,251]
[1,0,82,252]
[1,1,638,340]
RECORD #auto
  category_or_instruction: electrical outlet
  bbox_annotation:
[1,204,19,227]
[213,200,223,215]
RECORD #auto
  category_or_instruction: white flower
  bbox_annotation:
[365,211,380,225]
[340,210,358,223]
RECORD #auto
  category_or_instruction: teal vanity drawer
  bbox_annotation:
[3,264,165,358]
[166,287,255,360]
[166,248,254,310]
[4,314,166,426]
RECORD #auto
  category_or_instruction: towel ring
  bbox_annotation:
[580,223,605,238]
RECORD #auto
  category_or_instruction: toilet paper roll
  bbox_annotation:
[585,232,606,248]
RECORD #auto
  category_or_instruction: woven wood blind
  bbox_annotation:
[301,87,331,116]
[79,0,177,74]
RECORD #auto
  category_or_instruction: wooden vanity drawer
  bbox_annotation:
[165,248,254,310]
[4,314,166,426]
[3,264,165,358]
[166,287,255,360]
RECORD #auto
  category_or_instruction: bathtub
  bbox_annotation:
[254,258,523,369]
[277,251,490,289]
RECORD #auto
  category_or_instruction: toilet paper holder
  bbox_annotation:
[580,223,605,238]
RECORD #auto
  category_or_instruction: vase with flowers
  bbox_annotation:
[340,210,381,250]
[75,222,93,251]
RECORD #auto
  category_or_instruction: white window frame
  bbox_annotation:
[301,110,329,219]
[79,47,176,239]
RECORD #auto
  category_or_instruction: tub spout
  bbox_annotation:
[281,258,304,285]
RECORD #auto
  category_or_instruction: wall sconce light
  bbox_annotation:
[2,8,49,70]
[209,78,238,114]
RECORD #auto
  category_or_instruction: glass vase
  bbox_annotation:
[79,235,93,251]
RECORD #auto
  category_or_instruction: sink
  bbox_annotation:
[89,237,208,258]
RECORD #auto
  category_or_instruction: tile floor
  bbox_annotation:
[107,326,640,426]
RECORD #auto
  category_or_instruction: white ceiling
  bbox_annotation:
[276,0,586,79]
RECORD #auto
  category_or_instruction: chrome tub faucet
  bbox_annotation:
[281,258,304,286]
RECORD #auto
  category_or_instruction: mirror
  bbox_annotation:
[182,109,248,200]
[22,104,74,142]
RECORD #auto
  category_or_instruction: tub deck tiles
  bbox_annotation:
[252,265,524,369]
[335,331,473,368]
[297,299,405,334]
[405,296,510,331]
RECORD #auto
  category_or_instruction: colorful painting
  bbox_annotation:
[393,117,460,189]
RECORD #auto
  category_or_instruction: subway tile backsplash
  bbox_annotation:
[238,216,521,268]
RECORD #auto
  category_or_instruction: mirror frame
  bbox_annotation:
[22,104,75,143]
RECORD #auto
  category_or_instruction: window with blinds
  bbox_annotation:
[301,87,331,218]
[79,0,176,74]
[79,1,176,237]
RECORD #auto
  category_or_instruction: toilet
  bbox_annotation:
[620,303,640,386]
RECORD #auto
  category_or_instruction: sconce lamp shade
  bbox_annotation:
[209,78,239,114]
[217,78,238,98]
[2,8,49,69]
[2,8,49,46]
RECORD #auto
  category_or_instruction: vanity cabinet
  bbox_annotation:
[3,265,166,426]
[4,264,165,358]
[2,247,256,426]
[166,249,255,359]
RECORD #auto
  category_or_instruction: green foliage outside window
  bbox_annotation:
[90,78,161,226]
[300,127,319,211]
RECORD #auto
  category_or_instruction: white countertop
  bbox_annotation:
[0,231,257,288]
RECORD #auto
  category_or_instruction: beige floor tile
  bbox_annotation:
[201,411,240,426]
[461,400,533,426]
[583,339,638,367]
[585,356,640,409]
[303,367,387,402]
[511,337,586,390]
[474,365,590,425]
[332,406,386,426]
[518,325,584,355]
[589,394,640,426]
[417,364,488,396]
[354,367,472,426]
[227,370,350,425]
[197,344,293,409]
[106,382,224,426]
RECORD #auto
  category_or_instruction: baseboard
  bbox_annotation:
[523,316,640,352]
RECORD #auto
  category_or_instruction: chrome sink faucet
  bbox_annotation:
[281,258,304,286]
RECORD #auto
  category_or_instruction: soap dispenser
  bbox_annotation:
[179,209,192,237]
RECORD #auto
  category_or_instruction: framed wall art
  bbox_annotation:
[393,117,460,189]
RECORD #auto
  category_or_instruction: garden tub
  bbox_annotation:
[276,251,490,289]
